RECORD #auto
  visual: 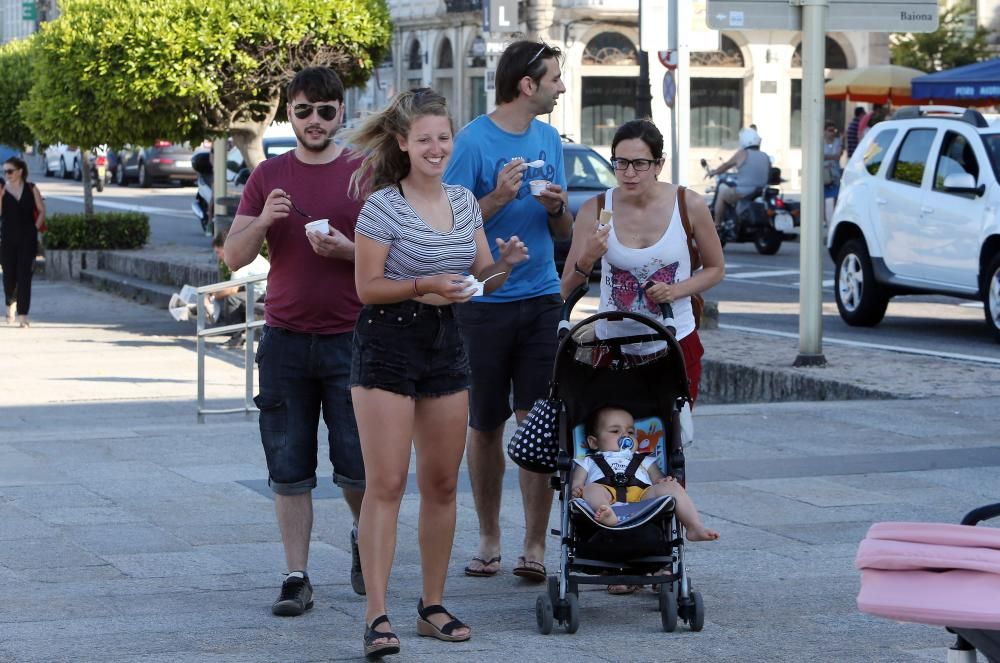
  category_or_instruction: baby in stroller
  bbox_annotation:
[572,405,718,541]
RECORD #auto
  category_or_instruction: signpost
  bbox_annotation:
[707,0,938,31]
[22,1,37,21]
[485,0,519,33]
[705,0,938,366]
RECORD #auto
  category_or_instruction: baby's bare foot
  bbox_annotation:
[686,526,719,542]
[595,505,619,526]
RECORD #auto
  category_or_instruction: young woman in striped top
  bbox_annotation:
[346,88,528,658]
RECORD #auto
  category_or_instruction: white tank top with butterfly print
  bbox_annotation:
[596,187,695,346]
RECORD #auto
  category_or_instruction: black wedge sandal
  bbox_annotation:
[416,599,471,642]
[363,614,400,659]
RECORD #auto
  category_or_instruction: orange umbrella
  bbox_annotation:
[824,65,925,105]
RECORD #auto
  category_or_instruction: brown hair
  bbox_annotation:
[345,88,452,199]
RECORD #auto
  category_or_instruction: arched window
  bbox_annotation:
[582,32,638,66]
[790,37,850,147]
[792,37,849,69]
[690,35,748,148]
[437,38,453,69]
[690,35,745,68]
[408,39,423,70]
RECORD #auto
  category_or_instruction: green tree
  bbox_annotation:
[891,2,992,72]
[0,37,36,149]
[21,0,390,215]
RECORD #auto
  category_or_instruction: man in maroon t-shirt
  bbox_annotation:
[225,67,366,616]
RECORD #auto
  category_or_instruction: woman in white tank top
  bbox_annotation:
[559,120,724,402]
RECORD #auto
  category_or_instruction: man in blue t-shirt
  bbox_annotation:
[444,39,571,583]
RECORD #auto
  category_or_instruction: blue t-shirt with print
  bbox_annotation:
[444,115,566,302]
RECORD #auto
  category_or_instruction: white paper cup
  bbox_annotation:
[304,218,330,235]
[529,180,550,196]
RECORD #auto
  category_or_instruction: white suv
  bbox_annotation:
[827,106,1000,341]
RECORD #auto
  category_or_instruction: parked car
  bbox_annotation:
[553,140,619,274]
[116,140,196,187]
[43,143,82,180]
[827,105,1000,341]
[0,144,22,165]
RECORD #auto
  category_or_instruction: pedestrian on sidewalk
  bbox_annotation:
[346,87,528,658]
[0,156,45,327]
[223,66,366,617]
[443,39,572,583]
[845,106,865,158]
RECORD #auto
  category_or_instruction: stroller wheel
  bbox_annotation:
[564,593,580,634]
[535,593,554,635]
[659,583,678,633]
[688,590,705,632]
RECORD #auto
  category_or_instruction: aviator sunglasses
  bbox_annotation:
[291,103,339,121]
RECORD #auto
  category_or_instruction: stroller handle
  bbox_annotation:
[559,283,677,338]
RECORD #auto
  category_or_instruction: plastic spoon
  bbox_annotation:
[524,159,544,168]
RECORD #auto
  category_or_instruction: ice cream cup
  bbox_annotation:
[304,218,330,235]
[530,180,550,196]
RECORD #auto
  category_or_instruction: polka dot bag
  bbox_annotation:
[507,397,562,474]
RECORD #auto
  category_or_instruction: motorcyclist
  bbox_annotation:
[708,127,771,229]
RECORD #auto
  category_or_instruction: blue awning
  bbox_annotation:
[911,58,1000,103]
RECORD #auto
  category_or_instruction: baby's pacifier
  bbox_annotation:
[617,436,635,450]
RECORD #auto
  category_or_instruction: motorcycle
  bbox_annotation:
[191,148,247,236]
[89,146,111,192]
[700,158,800,255]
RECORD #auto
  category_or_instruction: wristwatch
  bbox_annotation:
[548,201,566,218]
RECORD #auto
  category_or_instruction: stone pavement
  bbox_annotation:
[1,279,999,662]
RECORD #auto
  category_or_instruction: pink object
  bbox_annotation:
[855,521,1000,629]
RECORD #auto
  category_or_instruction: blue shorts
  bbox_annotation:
[454,294,561,431]
[254,326,365,495]
[351,301,470,399]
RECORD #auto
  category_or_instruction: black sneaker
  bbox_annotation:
[272,574,313,616]
[351,526,366,596]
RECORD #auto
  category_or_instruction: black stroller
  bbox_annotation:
[532,287,705,634]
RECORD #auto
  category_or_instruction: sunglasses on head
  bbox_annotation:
[291,103,339,121]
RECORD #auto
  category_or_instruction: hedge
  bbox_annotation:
[44,212,150,250]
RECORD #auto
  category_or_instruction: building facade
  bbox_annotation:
[345,0,898,188]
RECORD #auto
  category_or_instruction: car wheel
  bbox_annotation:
[58,158,68,179]
[73,158,82,181]
[138,162,151,188]
[835,239,888,327]
[983,254,1000,343]
[115,163,127,186]
[754,229,782,255]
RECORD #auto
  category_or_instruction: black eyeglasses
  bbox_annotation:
[610,158,660,172]
[2,169,15,174]
[291,103,339,121]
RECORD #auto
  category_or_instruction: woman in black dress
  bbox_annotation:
[0,156,45,327]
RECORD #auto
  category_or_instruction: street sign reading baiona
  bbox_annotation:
[706,0,938,32]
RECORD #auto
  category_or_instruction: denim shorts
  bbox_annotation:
[351,301,470,399]
[254,326,365,495]
[454,293,562,431]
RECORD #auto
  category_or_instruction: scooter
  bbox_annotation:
[700,158,800,255]
[191,148,248,236]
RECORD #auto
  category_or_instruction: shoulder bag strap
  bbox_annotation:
[676,186,701,272]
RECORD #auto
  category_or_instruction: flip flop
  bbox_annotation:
[463,555,501,577]
[512,556,546,583]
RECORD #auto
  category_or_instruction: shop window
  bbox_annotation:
[690,78,743,148]
[581,77,637,146]
[789,80,845,148]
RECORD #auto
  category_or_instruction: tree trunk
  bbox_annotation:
[230,95,280,172]
[80,148,94,216]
